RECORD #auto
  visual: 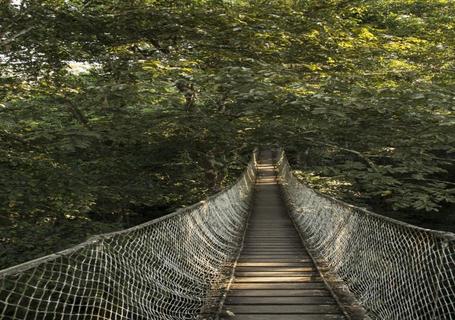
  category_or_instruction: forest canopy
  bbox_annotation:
[1,0,454,268]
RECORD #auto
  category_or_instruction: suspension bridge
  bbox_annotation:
[0,150,454,320]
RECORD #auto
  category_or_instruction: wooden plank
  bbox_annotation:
[246,228,297,230]
[230,283,327,290]
[242,242,302,245]
[226,305,341,314]
[244,236,300,239]
[247,221,294,224]
[236,262,314,267]
[244,236,300,238]
[243,239,301,242]
[233,276,322,283]
[246,229,294,231]
[242,245,304,248]
[240,252,306,255]
[252,199,285,203]
[242,248,304,250]
[237,259,313,264]
[248,221,290,223]
[242,249,308,254]
[242,247,304,250]
[227,289,332,297]
[243,240,302,243]
[247,226,295,228]
[247,226,294,228]
[245,228,297,231]
[248,223,293,225]
[246,228,294,231]
[247,231,299,235]
[253,204,286,208]
[245,235,300,238]
[244,235,299,237]
[225,296,337,305]
[238,258,311,261]
[237,261,312,264]
[243,245,301,250]
[248,222,293,224]
[235,271,320,277]
[241,250,305,253]
[241,251,307,254]
[241,248,304,251]
[248,218,291,220]
[241,249,304,252]
[239,254,309,258]
[239,255,310,259]
[241,250,305,252]
[235,266,317,272]
[242,245,303,248]
[245,230,296,235]
[226,315,345,320]
[245,233,302,238]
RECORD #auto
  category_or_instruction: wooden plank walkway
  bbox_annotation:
[221,152,345,320]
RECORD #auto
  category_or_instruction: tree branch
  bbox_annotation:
[402,178,455,187]
[301,137,379,172]
[0,26,34,47]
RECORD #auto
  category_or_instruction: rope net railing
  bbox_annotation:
[276,150,455,320]
[0,153,257,320]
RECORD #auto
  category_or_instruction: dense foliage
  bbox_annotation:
[1,0,454,268]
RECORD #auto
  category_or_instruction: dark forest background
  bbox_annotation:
[1,0,454,269]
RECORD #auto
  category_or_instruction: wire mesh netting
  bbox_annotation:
[0,154,257,320]
[277,151,455,320]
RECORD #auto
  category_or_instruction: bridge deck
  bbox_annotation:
[221,154,345,319]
